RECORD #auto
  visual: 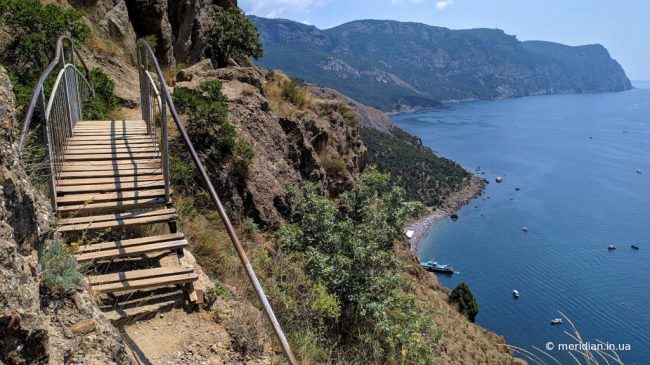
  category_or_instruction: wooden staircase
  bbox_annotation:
[19,36,298,363]
[54,120,199,320]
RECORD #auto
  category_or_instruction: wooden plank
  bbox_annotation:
[76,233,184,254]
[58,208,176,225]
[59,168,161,178]
[61,159,160,169]
[57,179,164,193]
[60,162,160,172]
[66,139,155,145]
[57,188,166,204]
[56,197,166,214]
[76,240,188,263]
[73,131,148,136]
[63,152,159,161]
[88,264,193,285]
[74,126,148,130]
[56,212,177,232]
[67,136,153,142]
[56,175,164,186]
[92,273,198,293]
[64,147,157,154]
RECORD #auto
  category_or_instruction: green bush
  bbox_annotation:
[281,79,306,107]
[207,6,263,67]
[174,80,254,176]
[83,68,118,120]
[321,158,346,175]
[0,0,90,111]
[449,282,479,322]
[40,240,81,292]
[274,169,437,363]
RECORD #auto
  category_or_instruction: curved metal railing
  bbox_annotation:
[18,35,92,150]
[44,65,93,192]
[136,39,297,364]
[18,36,94,208]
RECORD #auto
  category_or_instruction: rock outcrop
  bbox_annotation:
[72,0,237,67]
[0,66,131,365]
[176,61,366,225]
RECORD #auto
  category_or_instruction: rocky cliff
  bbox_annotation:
[249,16,633,112]
[175,61,367,226]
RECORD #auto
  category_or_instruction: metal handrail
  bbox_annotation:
[18,35,92,150]
[136,39,297,365]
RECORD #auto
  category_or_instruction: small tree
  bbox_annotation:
[207,6,263,68]
[449,282,479,322]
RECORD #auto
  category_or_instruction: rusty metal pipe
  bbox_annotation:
[136,39,297,365]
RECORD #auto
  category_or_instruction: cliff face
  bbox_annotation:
[70,0,237,67]
[250,17,632,112]
[175,61,367,226]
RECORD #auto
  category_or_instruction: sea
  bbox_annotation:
[392,82,650,365]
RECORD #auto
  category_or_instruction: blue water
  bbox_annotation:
[392,83,650,365]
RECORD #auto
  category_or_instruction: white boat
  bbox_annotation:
[512,290,520,298]
[551,318,563,325]
[496,176,503,183]
[608,244,616,250]
[521,226,528,232]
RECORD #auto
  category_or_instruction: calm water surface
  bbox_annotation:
[392,83,650,364]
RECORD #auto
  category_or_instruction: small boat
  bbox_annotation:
[512,290,520,298]
[608,244,616,250]
[551,318,563,325]
[636,170,642,174]
[420,260,454,274]
[450,213,459,221]
[496,176,503,183]
[521,226,528,232]
[515,187,520,191]
[631,244,640,250]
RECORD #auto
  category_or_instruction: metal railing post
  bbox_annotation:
[161,96,171,204]
[40,90,57,209]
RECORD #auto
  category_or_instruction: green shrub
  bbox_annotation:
[449,282,479,322]
[84,68,118,120]
[274,169,437,363]
[0,0,90,111]
[40,240,81,292]
[280,79,306,107]
[321,158,346,175]
[207,6,263,67]
[174,80,255,176]
[143,34,158,51]
[242,217,260,234]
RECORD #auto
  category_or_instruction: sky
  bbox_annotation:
[239,0,650,81]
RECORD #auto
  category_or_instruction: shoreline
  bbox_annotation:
[407,175,486,255]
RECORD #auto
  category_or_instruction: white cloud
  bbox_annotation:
[241,0,328,18]
[435,0,454,10]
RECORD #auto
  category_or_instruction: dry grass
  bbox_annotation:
[264,71,316,118]
[86,29,133,63]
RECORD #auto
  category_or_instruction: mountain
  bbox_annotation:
[249,16,632,112]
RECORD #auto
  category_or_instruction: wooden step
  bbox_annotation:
[66,140,155,147]
[76,239,187,263]
[63,152,160,161]
[57,188,166,204]
[59,167,161,178]
[57,197,167,214]
[56,175,164,186]
[88,264,193,285]
[77,233,184,254]
[56,208,177,233]
[92,271,198,294]
[57,179,165,193]
[64,147,157,154]
[60,160,161,172]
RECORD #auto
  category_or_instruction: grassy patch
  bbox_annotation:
[40,240,81,292]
